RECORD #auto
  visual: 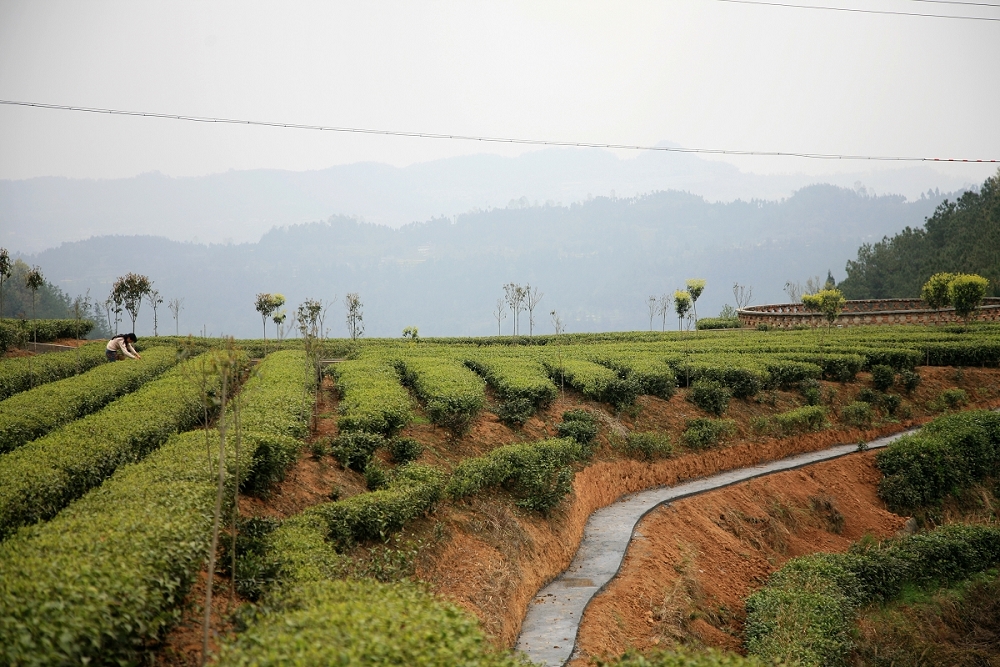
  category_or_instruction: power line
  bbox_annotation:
[711,0,1000,21]
[905,0,1000,8]
[1,99,996,164]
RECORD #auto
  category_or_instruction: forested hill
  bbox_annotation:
[28,184,948,338]
[840,170,1000,299]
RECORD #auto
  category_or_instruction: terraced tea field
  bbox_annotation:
[2,324,999,666]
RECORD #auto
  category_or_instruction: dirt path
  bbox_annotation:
[515,431,911,667]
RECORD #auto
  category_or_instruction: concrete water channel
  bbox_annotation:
[514,430,913,666]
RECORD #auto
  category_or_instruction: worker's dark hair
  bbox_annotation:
[112,333,137,343]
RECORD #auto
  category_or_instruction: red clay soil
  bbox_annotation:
[154,569,244,667]
[154,364,1000,664]
[569,452,905,664]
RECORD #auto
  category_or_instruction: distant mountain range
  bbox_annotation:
[1,147,973,253]
[23,185,954,338]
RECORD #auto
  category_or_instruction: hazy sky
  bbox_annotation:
[1,0,998,183]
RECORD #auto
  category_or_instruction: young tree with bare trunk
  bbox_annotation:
[0,248,11,318]
[113,273,152,333]
[493,298,506,336]
[685,278,706,325]
[146,289,163,336]
[168,298,184,336]
[344,293,364,340]
[658,294,670,331]
[525,284,543,336]
[646,295,657,331]
[733,282,753,310]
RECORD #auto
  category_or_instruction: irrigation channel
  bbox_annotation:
[515,430,912,666]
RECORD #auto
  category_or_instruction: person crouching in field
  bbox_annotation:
[106,333,142,362]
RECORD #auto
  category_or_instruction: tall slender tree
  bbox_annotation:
[25,266,44,346]
[0,248,11,318]
[168,298,184,336]
[685,278,706,324]
[674,290,692,332]
[647,295,658,331]
[146,289,163,336]
[493,298,506,336]
[112,273,152,333]
[344,293,364,340]
[525,284,544,336]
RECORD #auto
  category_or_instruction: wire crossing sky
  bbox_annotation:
[1,1,997,182]
[1,99,996,163]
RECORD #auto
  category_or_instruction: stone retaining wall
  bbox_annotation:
[738,297,1000,329]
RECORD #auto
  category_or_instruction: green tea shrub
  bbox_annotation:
[841,401,873,428]
[387,436,423,464]
[364,459,389,490]
[0,351,312,665]
[464,354,558,410]
[0,341,109,401]
[682,418,736,450]
[311,464,446,547]
[220,516,281,601]
[856,387,878,404]
[595,647,769,666]
[622,431,673,460]
[876,410,1000,512]
[881,393,902,417]
[899,368,921,394]
[395,357,486,432]
[688,379,731,416]
[745,524,1000,667]
[939,388,968,410]
[545,357,641,409]
[329,360,412,436]
[445,437,582,513]
[589,352,677,400]
[696,317,741,330]
[0,345,178,453]
[329,431,385,472]
[556,409,599,453]
[772,405,827,435]
[765,359,822,389]
[800,378,821,406]
[870,364,895,392]
[495,397,535,427]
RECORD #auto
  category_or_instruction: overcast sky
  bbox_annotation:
[1,0,998,184]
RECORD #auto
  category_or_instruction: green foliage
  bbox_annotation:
[755,405,828,436]
[387,436,423,464]
[841,170,1000,299]
[688,378,731,416]
[682,418,736,450]
[557,409,599,453]
[330,359,412,436]
[950,273,990,320]
[696,317,741,330]
[936,387,968,410]
[220,517,281,601]
[876,410,1000,512]
[0,346,178,453]
[495,397,536,427]
[311,464,446,548]
[0,317,94,347]
[840,401,873,427]
[544,357,641,409]
[465,353,558,413]
[0,352,239,540]
[744,524,1000,667]
[396,356,486,432]
[622,431,674,460]
[0,351,314,665]
[801,289,846,326]
[594,646,773,667]
[899,368,922,393]
[329,431,386,472]
[921,272,956,309]
[445,437,582,513]
[0,341,109,400]
[870,364,895,391]
[588,351,676,400]
[365,458,390,491]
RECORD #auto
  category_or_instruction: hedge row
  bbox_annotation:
[586,350,677,400]
[217,513,524,667]
[464,352,558,407]
[0,346,179,453]
[0,341,108,400]
[0,352,236,540]
[309,463,447,548]
[696,317,742,330]
[446,437,583,513]
[875,410,1000,513]
[544,357,640,409]
[395,356,486,432]
[753,405,828,437]
[0,318,95,350]
[0,351,313,666]
[329,359,413,436]
[744,524,1000,667]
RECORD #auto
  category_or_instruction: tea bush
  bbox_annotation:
[0,341,109,400]
[695,317,742,330]
[682,418,736,450]
[329,431,386,472]
[545,357,641,409]
[622,431,673,460]
[0,352,237,540]
[387,436,423,464]
[329,359,412,436]
[557,409,599,453]
[464,353,557,411]
[396,356,486,432]
[899,368,922,393]
[688,378,731,416]
[870,364,895,391]
[770,405,828,436]
[745,524,1000,667]
[0,345,178,453]
[840,401,873,427]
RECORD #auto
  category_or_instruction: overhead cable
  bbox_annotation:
[711,0,1000,21]
[1,99,996,163]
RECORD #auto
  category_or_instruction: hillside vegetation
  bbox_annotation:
[841,169,1000,299]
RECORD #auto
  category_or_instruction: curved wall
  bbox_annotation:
[737,297,1000,328]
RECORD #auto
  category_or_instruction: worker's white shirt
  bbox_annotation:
[106,337,139,359]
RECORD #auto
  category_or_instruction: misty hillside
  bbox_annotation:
[25,185,950,338]
[0,147,971,253]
